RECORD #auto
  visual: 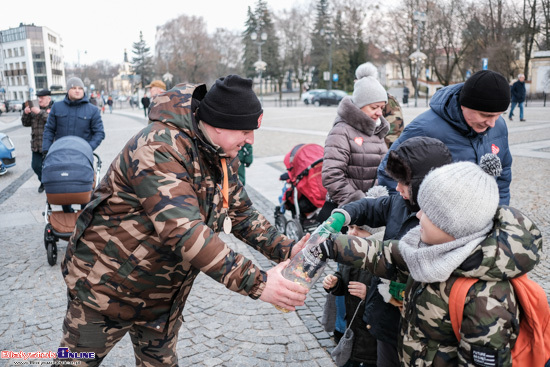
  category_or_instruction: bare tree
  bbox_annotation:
[212,28,244,78]
[275,4,314,96]
[541,0,550,49]
[518,0,539,79]
[424,0,471,85]
[461,0,517,78]
[155,15,218,85]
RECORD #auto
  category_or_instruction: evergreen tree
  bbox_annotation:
[131,31,154,88]
[310,0,331,88]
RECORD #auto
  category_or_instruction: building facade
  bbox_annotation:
[0,23,65,101]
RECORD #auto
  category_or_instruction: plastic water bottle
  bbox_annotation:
[275,215,344,312]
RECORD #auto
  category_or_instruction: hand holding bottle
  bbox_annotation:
[260,259,308,312]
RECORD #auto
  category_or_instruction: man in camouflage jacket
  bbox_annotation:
[57,76,308,366]
[21,88,52,192]
[321,160,543,366]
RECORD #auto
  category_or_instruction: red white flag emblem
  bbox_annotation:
[354,137,364,146]
[491,144,500,155]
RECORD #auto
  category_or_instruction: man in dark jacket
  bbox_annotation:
[331,137,452,367]
[378,69,512,205]
[43,76,105,212]
[43,77,105,153]
[21,88,53,192]
[141,94,150,117]
[509,73,526,121]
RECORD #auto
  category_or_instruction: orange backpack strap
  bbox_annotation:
[509,274,550,366]
[449,277,479,341]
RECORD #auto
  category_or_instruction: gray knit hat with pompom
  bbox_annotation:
[352,62,388,109]
[417,154,502,238]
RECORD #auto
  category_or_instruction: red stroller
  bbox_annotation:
[274,143,327,241]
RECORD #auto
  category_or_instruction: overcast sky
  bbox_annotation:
[1,0,303,66]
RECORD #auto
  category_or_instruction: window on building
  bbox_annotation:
[20,47,25,56]
[14,48,19,57]
[8,49,12,58]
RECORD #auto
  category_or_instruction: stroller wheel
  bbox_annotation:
[44,224,55,250]
[47,242,57,266]
[274,208,287,234]
[285,219,304,242]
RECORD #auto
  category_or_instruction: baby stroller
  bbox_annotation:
[274,143,327,241]
[42,136,102,266]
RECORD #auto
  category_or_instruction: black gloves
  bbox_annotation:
[319,236,336,260]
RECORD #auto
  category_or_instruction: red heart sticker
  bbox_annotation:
[257,113,263,128]
[354,137,364,146]
[491,144,500,155]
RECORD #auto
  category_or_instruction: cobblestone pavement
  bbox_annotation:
[0,102,548,366]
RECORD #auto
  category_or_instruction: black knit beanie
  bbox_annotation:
[459,70,510,112]
[196,75,263,130]
[386,136,453,207]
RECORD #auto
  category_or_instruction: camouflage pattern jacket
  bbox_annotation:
[329,206,542,366]
[21,101,52,152]
[61,83,294,333]
[383,94,404,148]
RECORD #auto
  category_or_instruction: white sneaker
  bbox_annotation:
[0,166,7,175]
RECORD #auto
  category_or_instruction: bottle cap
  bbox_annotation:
[328,213,345,232]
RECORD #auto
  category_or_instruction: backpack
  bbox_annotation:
[449,274,550,366]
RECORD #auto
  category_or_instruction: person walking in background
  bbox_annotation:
[378,69,512,205]
[89,92,98,107]
[43,76,105,212]
[106,96,113,114]
[21,88,52,193]
[98,93,105,114]
[55,76,309,366]
[146,79,166,100]
[509,73,526,121]
[320,156,542,366]
[145,80,167,121]
[237,142,253,185]
[331,137,453,367]
[402,86,410,107]
[141,94,150,117]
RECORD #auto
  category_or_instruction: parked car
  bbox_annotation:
[7,100,23,112]
[50,90,67,103]
[301,89,326,105]
[311,90,347,106]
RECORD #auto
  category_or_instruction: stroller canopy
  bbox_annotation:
[42,136,94,194]
[283,143,326,208]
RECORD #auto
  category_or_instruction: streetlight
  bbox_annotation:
[409,11,427,107]
[320,29,333,91]
[251,30,267,103]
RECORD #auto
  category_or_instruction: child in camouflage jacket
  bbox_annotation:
[320,155,543,366]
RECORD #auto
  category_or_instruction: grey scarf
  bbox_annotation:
[398,225,491,283]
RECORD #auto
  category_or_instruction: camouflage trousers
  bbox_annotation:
[54,297,182,367]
